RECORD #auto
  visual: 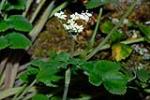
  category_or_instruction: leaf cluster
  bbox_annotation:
[0,0,32,50]
[20,52,129,95]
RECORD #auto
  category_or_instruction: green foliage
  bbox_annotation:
[6,15,32,32]
[0,36,9,50]
[138,23,150,42]
[0,20,12,32]
[100,21,124,43]
[137,69,150,83]
[20,52,71,87]
[0,15,32,32]
[5,32,31,49]
[0,32,31,50]
[20,60,61,87]
[85,60,128,95]
[112,43,133,61]
[103,72,127,95]
[20,52,128,95]
[100,21,113,33]
[32,94,49,100]
[0,0,32,51]
[2,0,26,11]
[85,0,117,9]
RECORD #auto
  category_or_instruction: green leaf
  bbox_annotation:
[19,65,39,82]
[36,64,61,87]
[112,43,133,61]
[2,0,26,11]
[85,0,117,9]
[138,23,150,41]
[100,21,124,42]
[5,32,31,49]
[0,20,12,32]
[0,36,9,50]
[30,59,48,68]
[32,94,49,100]
[85,0,102,9]
[87,60,128,95]
[100,21,113,33]
[89,70,103,86]
[103,72,127,95]
[0,15,32,32]
[111,30,124,43]
[94,60,121,73]
[53,52,71,62]
[89,60,121,86]
[7,15,32,32]
[137,69,150,83]
[30,59,63,87]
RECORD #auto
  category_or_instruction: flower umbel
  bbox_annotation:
[54,11,92,34]
[54,11,67,20]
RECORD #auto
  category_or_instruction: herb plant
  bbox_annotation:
[0,0,150,100]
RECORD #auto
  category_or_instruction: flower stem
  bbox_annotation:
[90,8,103,47]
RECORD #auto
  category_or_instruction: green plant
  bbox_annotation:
[16,52,129,100]
[0,0,32,50]
[1,0,150,100]
[85,0,117,9]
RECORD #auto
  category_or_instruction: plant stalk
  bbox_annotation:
[29,0,46,23]
[62,68,71,100]
[22,0,33,17]
[29,1,55,41]
[15,79,37,100]
[90,8,103,47]
[0,86,36,100]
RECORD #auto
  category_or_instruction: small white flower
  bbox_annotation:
[54,11,67,20]
[54,11,92,33]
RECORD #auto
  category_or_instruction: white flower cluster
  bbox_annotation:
[54,11,92,33]
[54,11,67,20]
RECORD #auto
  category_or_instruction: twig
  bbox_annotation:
[22,0,33,17]
[29,0,46,23]
[22,90,36,100]
[85,0,138,60]
[0,86,36,100]
[29,1,55,41]
[15,79,37,100]
[62,68,71,100]
[9,63,19,88]
[0,58,8,74]
[3,62,13,89]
